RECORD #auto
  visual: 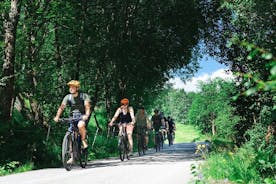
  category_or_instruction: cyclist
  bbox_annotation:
[135,106,151,150]
[54,80,91,163]
[108,98,135,156]
[167,116,176,144]
[151,109,164,144]
[162,115,169,140]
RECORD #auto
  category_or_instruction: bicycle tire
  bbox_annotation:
[125,138,130,160]
[119,137,125,161]
[79,135,88,168]
[168,133,172,146]
[161,134,164,149]
[62,131,73,171]
[155,134,159,152]
[138,135,142,156]
[80,148,88,168]
[141,134,146,155]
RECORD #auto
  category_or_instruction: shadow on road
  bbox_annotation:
[85,142,203,169]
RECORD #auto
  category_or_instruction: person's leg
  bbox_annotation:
[78,120,88,148]
[126,124,134,153]
[145,132,149,149]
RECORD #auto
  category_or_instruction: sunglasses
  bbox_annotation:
[121,103,128,106]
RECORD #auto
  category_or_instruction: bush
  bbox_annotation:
[201,144,262,183]
[0,161,34,176]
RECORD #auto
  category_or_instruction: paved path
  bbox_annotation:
[0,142,204,184]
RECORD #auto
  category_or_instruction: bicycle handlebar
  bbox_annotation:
[59,117,82,123]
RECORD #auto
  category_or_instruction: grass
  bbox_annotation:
[174,123,208,143]
[0,162,34,176]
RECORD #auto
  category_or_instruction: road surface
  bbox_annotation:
[0,142,204,184]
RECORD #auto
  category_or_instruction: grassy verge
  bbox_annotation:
[174,123,208,143]
[0,162,34,176]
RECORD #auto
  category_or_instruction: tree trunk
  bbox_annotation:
[1,0,21,122]
[74,0,87,80]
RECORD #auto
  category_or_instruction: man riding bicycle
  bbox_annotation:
[167,116,176,144]
[135,106,151,150]
[151,109,164,144]
[108,98,135,156]
[54,80,91,163]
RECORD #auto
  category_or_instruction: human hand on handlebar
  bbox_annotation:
[53,116,59,122]
[108,122,113,127]
[82,115,89,121]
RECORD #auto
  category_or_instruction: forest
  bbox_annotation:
[0,0,275,183]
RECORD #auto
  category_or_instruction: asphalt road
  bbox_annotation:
[0,142,203,184]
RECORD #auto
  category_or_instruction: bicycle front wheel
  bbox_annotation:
[119,137,125,161]
[62,132,73,171]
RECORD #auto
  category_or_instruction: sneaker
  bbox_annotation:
[82,139,88,149]
[67,157,73,164]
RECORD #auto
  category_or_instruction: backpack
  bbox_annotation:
[67,93,85,108]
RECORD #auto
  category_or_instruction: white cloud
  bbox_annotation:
[169,69,234,92]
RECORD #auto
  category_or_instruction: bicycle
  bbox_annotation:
[117,123,130,161]
[168,130,175,146]
[60,114,88,171]
[154,129,163,152]
[137,127,147,156]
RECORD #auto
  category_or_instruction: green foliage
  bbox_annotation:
[201,145,262,183]
[1,0,205,171]
[150,87,192,123]
[174,124,207,143]
[0,161,34,176]
[187,79,239,143]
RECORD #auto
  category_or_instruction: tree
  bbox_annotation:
[0,0,21,122]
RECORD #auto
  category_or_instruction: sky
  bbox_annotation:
[169,54,234,92]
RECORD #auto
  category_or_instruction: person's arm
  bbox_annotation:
[54,95,68,122]
[146,117,151,129]
[54,103,66,122]
[82,100,91,121]
[109,108,121,126]
[166,121,169,131]
[129,106,135,125]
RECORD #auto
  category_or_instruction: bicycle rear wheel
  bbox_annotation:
[125,139,130,160]
[80,148,88,168]
[79,135,88,168]
[155,134,160,152]
[138,135,143,156]
[62,132,73,171]
[168,133,171,146]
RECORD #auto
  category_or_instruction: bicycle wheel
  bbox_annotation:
[142,133,146,155]
[168,133,172,146]
[80,148,88,168]
[160,134,164,149]
[155,134,159,152]
[62,132,73,171]
[79,135,88,168]
[138,135,143,156]
[119,137,125,161]
[125,138,130,160]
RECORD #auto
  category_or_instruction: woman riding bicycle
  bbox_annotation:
[108,98,135,156]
